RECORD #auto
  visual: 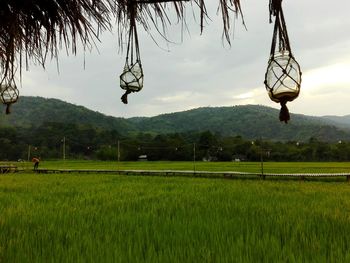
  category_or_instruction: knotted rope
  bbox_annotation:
[279,100,290,123]
[266,0,301,123]
[120,0,143,104]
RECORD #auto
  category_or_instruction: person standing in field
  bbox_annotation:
[32,157,40,170]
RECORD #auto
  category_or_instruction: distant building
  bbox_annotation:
[138,155,148,161]
[202,156,218,162]
[232,154,246,162]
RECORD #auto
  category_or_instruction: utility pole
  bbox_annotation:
[63,136,66,161]
[260,138,265,180]
[27,145,31,162]
[260,146,264,178]
[193,143,196,173]
[117,140,120,170]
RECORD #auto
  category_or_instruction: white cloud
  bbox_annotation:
[155,91,194,103]
[234,92,254,100]
[302,63,350,93]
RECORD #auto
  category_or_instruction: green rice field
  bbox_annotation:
[1,162,350,262]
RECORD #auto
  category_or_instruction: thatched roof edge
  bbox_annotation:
[0,0,244,83]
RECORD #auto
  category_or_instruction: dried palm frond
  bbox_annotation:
[0,0,244,83]
[0,0,113,85]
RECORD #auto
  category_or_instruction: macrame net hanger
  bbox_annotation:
[0,68,19,115]
[264,0,302,123]
[119,0,144,104]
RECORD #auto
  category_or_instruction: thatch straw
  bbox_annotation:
[0,0,113,84]
[0,0,244,83]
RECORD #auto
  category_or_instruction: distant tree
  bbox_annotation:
[198,131,219,160]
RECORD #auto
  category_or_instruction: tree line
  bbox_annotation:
[1,122,350,162]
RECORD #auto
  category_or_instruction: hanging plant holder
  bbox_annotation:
[120,60,144,104]
[119,0,144,104]
[264,0,302,123]
[0,82,19,114]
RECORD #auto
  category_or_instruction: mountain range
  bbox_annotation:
[1,96,350,142]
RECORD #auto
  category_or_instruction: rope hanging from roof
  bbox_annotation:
[264,0,302,123]
[119,0,144,104]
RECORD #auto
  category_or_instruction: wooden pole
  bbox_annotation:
[63,137,66,161]
[193,143,196,173]
[117,140,120,170]
[27,145,31,162]
[260,138,265,180]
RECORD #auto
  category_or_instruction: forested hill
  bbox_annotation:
[0,96,135,133]
[1,96,350,142]
[128,106,349,141]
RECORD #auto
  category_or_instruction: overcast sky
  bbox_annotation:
[20,0,350,118]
